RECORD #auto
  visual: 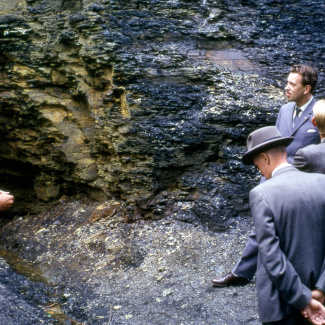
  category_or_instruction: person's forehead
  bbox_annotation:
[287,72,302,83]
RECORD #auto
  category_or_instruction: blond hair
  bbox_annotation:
[313,100,325,134]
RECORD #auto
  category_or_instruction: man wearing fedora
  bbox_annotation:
[242,126,325,325]
[211,64,320,288]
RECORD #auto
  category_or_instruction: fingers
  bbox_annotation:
[0,192,14,211]
[313,290,325,304]
[303,299,325,325]
[300,307,308,318]
[309,316,325,325]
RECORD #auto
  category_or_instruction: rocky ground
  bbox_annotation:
[0,197,259,325]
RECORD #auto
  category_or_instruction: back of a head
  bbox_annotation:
[290,64,318,94]
[313,100,325,134]
[264,146,288,165]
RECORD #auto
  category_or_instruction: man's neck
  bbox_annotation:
[295,94,312,108]
[271,161,291,178]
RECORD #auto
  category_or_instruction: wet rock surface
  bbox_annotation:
[0,0,324,220]
[0,197,258,324]
[0,257,54,325]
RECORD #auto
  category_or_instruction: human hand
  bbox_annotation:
[301,299,325,325]
[313,290,325,305]
[0,191,14,211]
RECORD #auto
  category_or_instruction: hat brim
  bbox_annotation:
[242,137,294,165]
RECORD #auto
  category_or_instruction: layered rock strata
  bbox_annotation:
[0,0,324,226]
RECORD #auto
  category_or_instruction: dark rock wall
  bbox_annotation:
[0,0,325,226]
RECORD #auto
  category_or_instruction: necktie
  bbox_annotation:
[293,107,301,127]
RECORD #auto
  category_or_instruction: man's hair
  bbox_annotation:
[313,100,325,134]
[290,65,318,94]
[265,145,287,157]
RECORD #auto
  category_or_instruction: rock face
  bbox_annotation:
[1,1,325,224]
[1,1,325,324]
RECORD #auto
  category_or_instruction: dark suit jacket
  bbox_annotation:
[276,99,320,163]
[250,166,325,323]
[292,141,325,174]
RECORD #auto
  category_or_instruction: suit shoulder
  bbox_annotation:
[279,102,294,110]
[251,170,325,196]
[250,176,277,194]
[298,143,324,155]
[294,169,325,184]
[296,144,315,154]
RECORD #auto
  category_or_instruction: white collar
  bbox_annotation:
[297,96,313,112]
[272,163,292,177]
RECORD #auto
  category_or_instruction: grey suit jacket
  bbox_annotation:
[292,141,325,174]
[276,99,320,163]
[250,166,325,323]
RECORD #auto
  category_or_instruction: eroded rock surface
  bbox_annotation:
[1,0,324,222]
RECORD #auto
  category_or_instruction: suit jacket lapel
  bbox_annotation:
[284,103,295,135]
[292,98,315,134]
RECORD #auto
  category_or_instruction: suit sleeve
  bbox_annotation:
[292,149,310,171]
[316,260,325,292]
[250,188,312,310]
[275,107,282,128]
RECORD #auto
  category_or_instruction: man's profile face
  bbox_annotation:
[285,73,308,104]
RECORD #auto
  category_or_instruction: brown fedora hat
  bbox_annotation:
[242,126,294,165]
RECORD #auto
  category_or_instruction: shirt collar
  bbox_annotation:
[297,96,313,112]
[271,163,292,178]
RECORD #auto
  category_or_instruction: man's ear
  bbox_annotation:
[304,85,312,95]
[312,116,317,127]
[260,152,270,164]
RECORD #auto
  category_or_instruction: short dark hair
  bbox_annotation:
[290,65,318,94]
[265,145,287,157]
